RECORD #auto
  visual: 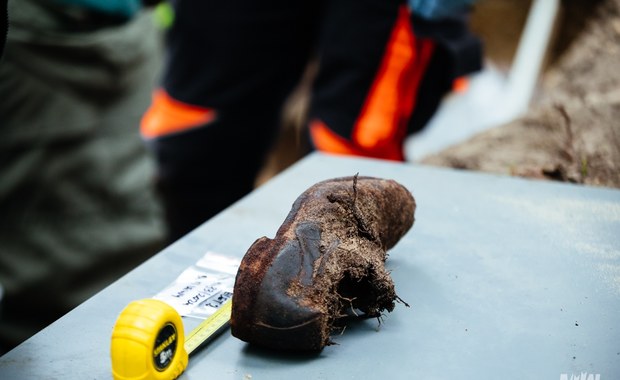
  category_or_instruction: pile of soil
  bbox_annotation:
[421,0,620,188]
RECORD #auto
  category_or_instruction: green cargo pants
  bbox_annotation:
[0,0,166,353]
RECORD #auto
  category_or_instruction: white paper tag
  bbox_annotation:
[153,251,240,319]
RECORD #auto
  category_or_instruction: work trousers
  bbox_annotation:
[0,0,165,352]
[141,0,481,240]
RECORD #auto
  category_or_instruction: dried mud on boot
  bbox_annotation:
[231,175,416,351]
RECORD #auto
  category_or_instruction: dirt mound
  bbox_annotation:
[422,0,620,188]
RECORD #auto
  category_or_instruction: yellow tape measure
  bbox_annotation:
[110,298,232,380]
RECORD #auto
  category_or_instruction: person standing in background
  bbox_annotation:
[141,0,482,241]
[0,0,166,353]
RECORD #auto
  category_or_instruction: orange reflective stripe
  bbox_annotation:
[352,5,435,161]
[140,89,216,139]
[452,76,470,93]
[309,119,367,157]
[310,119,405,160]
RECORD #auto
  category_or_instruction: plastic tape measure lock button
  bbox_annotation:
[111,299,189,380]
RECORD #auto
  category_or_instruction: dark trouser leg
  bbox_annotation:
[308,0,437,161]
[143,0,320,240]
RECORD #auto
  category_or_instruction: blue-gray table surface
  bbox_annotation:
[1,153,619,379]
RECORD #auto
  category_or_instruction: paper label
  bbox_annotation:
[154,251,240,319]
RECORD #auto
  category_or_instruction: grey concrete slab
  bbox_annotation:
[1,152,619,379]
